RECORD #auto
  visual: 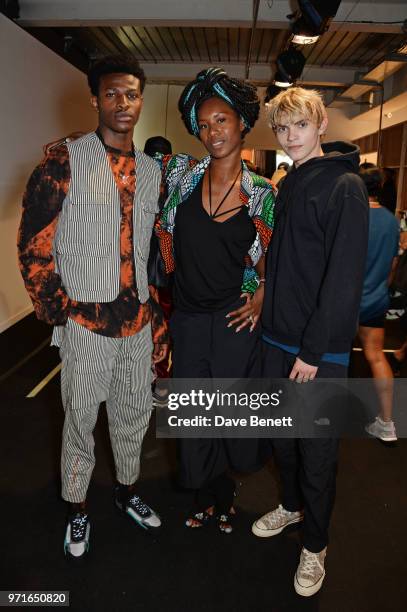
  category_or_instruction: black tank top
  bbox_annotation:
[173,179,256,312]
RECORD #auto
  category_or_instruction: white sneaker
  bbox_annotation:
[252,504,303,538]
[294,547,326,597]
[365,417,397,442]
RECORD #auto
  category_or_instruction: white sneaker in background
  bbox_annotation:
[365,417,397,442]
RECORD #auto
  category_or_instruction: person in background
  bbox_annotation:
[253,87,368,597]
[144,136,174,404]
[380,167,397,215]
[388,229,407,376]
[18,56,168,559]
[156,67,275,534]
[271,161,290,188]
[144,135,172,159]
[358,166,399,442]
[242,158,257,173]
[359,161,375,170]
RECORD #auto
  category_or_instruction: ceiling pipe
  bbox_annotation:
[245,0,260,80]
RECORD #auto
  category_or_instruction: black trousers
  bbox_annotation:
[170,298,263,492]
[262,342,347,553]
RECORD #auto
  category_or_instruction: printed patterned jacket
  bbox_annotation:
[155,154,275,294]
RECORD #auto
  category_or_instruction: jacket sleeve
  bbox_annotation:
[298,176,369,366]
[17,147,71,326]
[154,154,192,275]
[148,285,169,344]
[243,180,276,294]
[249,179,276,261]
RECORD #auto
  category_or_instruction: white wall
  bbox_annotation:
[360,152,378,165]
[133,84,206,158]
[348,92,407,142]
[0,15,96,332]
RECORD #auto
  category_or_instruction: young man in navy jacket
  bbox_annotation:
[252,87,369,596]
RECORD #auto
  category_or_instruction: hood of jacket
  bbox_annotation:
[284,141,360,179]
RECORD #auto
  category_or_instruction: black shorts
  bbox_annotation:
[359,313,386,328]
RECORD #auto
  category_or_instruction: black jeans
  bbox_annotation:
[262,342,347,553]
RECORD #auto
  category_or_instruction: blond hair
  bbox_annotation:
[268,87,326,129]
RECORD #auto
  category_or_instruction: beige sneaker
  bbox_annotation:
[252,504,303,538]
[365,417,397,442]
[294,546,327,597]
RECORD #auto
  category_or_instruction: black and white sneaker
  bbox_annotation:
[64,512,90,559]
[115,486,161,531]
[152,389,169,408]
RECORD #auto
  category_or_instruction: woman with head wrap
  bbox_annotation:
[156,68,275,533]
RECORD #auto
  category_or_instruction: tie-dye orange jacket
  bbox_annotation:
[17,139,168,343]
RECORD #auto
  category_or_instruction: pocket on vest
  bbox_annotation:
[57,247,114,298]
[58,216,114,248]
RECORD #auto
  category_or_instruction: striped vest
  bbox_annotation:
[53,132,160,303]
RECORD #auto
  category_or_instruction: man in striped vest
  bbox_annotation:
[18,56,168,559]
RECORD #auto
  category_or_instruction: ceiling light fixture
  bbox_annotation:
[274,72,293,88]
[290,0,342,45]
[275,47,306,85]
[264,46,307,105]
[264,83,284,106]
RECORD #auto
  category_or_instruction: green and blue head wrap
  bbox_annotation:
[178,67,260,138]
